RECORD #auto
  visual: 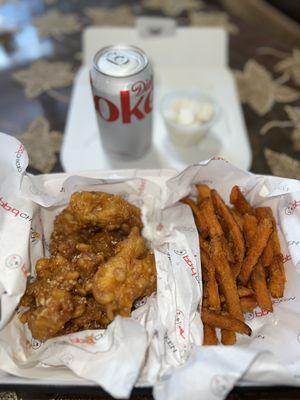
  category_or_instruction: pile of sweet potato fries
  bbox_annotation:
[181,184,286,345]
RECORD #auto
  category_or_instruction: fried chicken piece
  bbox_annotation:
[89,230,125,260]
[33,255,80,289]
[51,229,125,261]
[68,191,142,231]
[20,192,155,341]
[63,297,110,334]
[93,227,157,320]
[50,207,99,259]
[50,192,139,259]
[53,208,80,235]
[27,288,74,341]
[20,255,87,335]
[20,228,135,339]
[20,255,82,339]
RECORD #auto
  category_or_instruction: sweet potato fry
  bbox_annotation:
[240,297,258,313]
[194,184,285,347]
[269,227,285,297]
[220,287,254,303]
[230,264,240,279]
[272,228,283,258]
[221,237,235,263]
[261,241,274,267]
[201,309,251,336]
[231,208,244,231]
[181,197,208,238]
[256,207,285,293]
[211,189,245,273]
[196,184,211,202]
[202,267,209,282]
[201,251,221,311]
[210,237,243,320]
[199,237,210,254]
[243,214,273,310]
[239,218,273,285]
[237,286,255,298]
[221,329,236,345]
[251,260,273,311]
[269,256,285,298]
[230,185,255,215]
[200,198,223,238]
[256,207,274,267]
[203,323,218,345]
[255,207,273,221]
[243,214,258,247]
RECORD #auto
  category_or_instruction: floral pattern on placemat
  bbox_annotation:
[261,106,300,151]
[0,392,17,400]
[84,5,135,26]
[33,10,82,39]
[235,60,299,116]
[141,0,203,16]
[13,60,74,99]
[16,116,62,173]
[274,48,300,86]
[189,11,239,34]
[265,148,300,180]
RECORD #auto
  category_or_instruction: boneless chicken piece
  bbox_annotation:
[27,288,74,341]
[20,191,156,340]
[93,227,157,320]
[62,297,111,334]
[68,191,143,231]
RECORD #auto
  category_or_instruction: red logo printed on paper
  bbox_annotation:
[182,254,200,283]
[284,200,300,215]
[5,254,22,269]
[137,179,146,197]
[282,254,292,263]
[211,156,228,162]
[94,79,153,124]
[5,254,30,277]
[15,143,25,173]
[173,249,200,283]
[0,196,32,221]
[69,332,104,346]
[69,335,96,345]
[245,297,296,321]
[210,375,231,396]
[31,338,43,350]
[175,310,185,340]
[30,229,41,243]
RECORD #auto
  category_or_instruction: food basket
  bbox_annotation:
[0,133,300,400]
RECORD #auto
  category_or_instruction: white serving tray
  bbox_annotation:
[62,27,251,171]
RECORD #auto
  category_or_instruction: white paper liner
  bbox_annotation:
[1,134,300,399]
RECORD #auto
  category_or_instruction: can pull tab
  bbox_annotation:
[106,51,129,66]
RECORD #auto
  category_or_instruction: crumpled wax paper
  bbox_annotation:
[1,134,300,400]
[0,132,201,398]
[155,159,300,400]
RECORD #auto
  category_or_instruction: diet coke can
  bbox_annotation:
[90,45,153,160]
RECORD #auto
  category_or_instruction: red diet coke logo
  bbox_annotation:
[93,79,153,124]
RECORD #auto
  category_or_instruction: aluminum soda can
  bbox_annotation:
[90,45,153,160]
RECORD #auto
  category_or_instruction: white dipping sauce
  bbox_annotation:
[166,98,214,127]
